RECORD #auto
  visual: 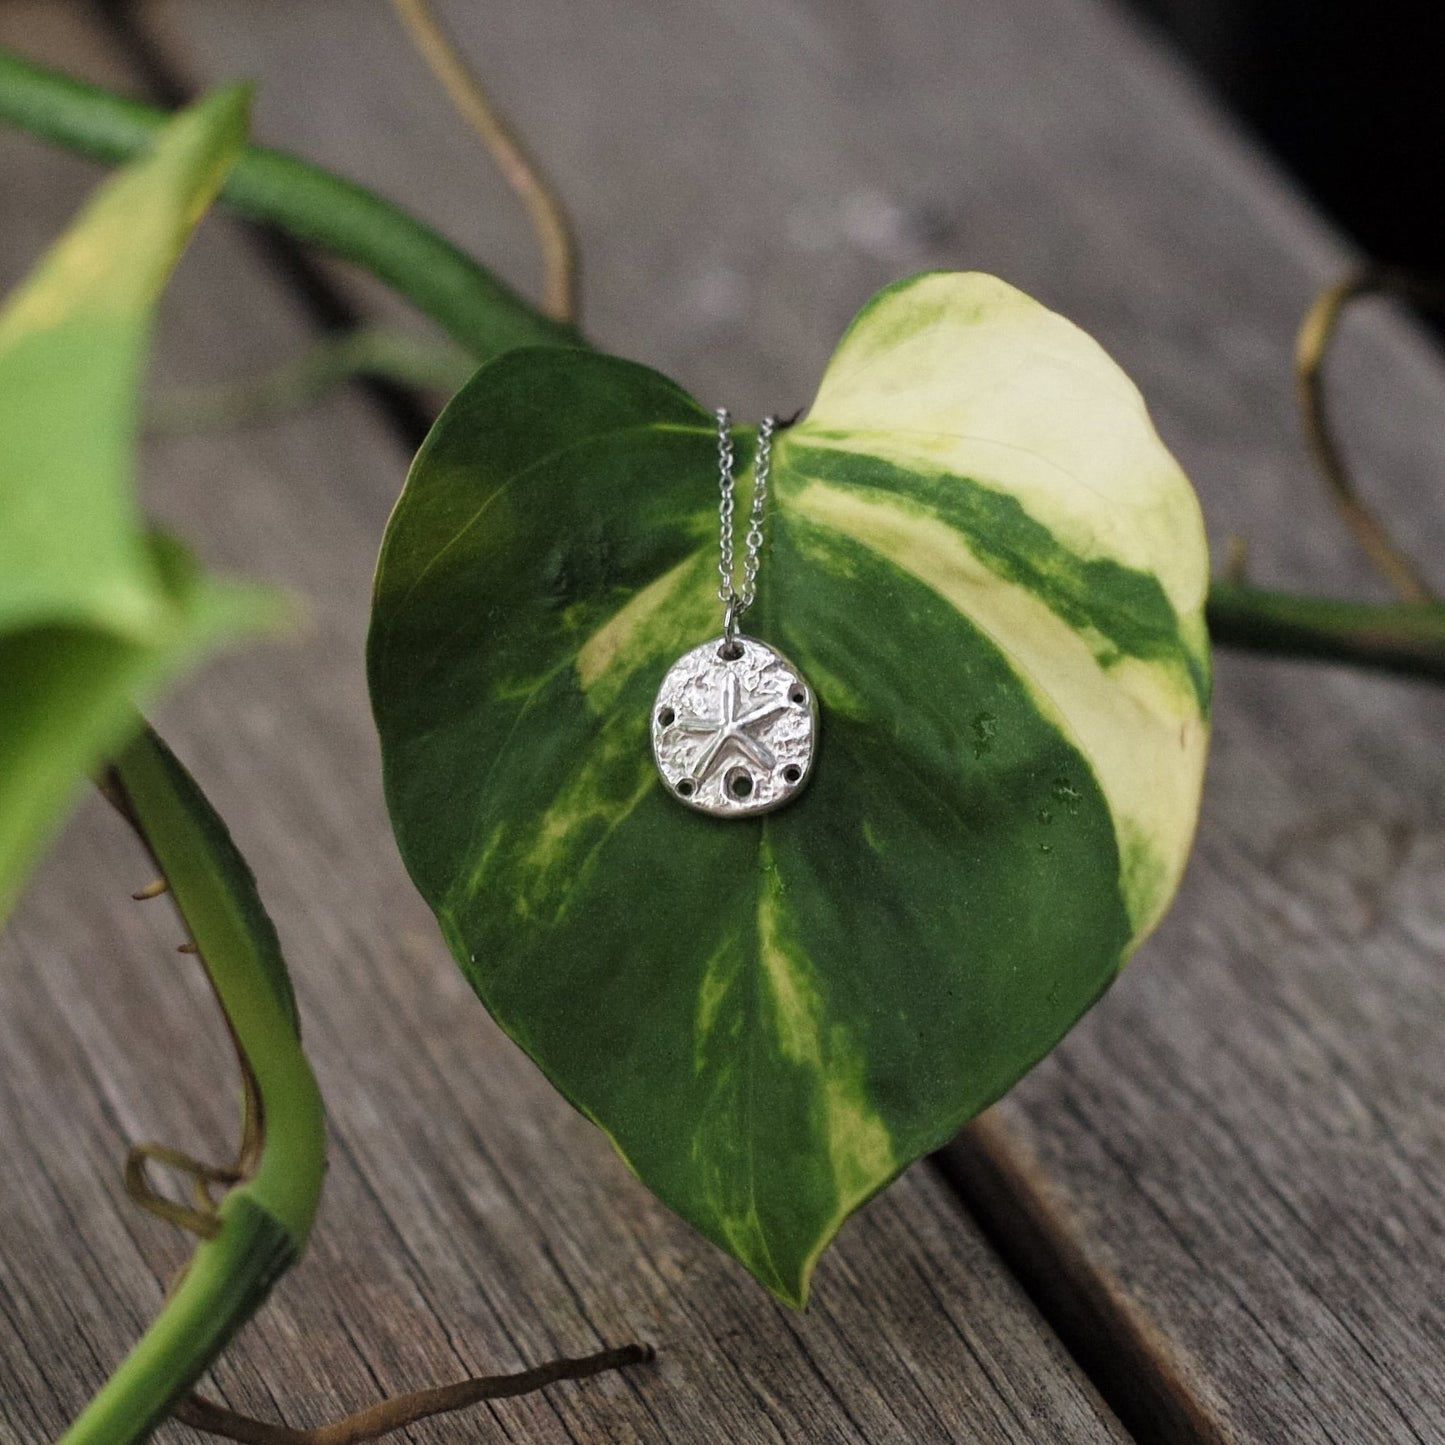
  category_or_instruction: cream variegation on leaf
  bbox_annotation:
[368,272,1210,1305]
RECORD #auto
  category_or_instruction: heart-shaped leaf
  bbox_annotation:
[369,272,1210,1304]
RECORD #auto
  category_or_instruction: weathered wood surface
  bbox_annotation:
[0,5,1127,1443]
[133,0,1445,1442]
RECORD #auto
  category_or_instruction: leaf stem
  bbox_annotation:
[146,326,476,433]
[1207,581,1445,682]
[0,49,578,361]
[59,726,326,1445]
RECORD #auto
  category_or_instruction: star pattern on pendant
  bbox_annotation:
[670,671,790,786]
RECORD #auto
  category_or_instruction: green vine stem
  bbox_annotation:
[147,326,476,434]
[64,724,326,1445]
[1206,583,1445,682]
[0,50,576,362]
[3,48,1444,687]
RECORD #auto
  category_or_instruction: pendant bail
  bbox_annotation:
[721,595,744,655]
[723,594,742,641]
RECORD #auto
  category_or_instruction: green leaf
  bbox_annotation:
[369,272,1211,1305]
[0,86,282,919]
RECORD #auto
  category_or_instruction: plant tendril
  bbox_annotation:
[390,0,580,323]
[1296,267,1445,602]
[103,772,268,1235]
[124,1144,240,1240]
[172,1343,656,1444]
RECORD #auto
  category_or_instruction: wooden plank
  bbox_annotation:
[0,7,1126,1441]
[946,649,1445,1443]
[131,0,1445,1440]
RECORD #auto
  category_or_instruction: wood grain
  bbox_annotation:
[0,5,1124,1442]
[130,0,1445,1440]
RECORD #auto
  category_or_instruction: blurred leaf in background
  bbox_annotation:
[0,84,282,919]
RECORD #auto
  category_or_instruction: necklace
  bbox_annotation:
[651,408,818,817]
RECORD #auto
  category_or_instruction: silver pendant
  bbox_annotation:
[652,635,817,817]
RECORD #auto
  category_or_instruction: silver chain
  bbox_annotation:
[715,407,776,643]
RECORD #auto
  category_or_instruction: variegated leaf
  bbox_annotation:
[368,272,1210,1304]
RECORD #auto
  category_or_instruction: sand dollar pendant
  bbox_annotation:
[653,409,818,818]
[652,634,817,816]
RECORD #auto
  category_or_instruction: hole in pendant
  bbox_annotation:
[718,640,744,661]
[675,778,696,797]
[657,706,675,727]
[726,768,754,799]
[783,764,802,784]
[790,686,807,705]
